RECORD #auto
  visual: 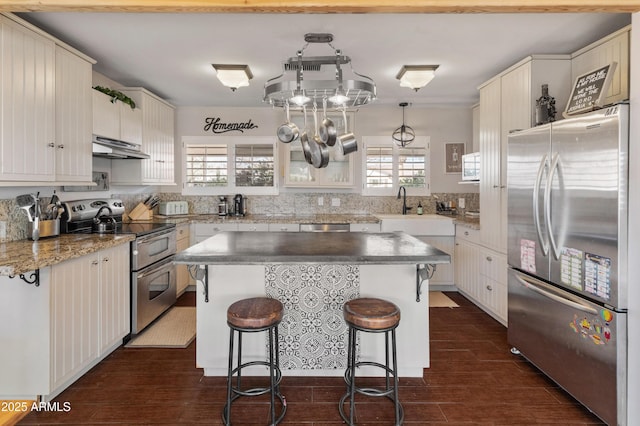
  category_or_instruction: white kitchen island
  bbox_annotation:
[174,231,450,377]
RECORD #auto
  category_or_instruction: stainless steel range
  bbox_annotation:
[61,198,177,335]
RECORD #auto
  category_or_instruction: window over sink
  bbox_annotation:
[362,136,430,196]
[182,136,278,195]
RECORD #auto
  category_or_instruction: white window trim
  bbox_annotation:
[182,136,279,196]
[361,135,430,196]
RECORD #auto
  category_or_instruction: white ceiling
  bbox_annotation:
[17,12,630,108]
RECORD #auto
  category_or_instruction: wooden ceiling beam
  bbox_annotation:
[1,0,639,13]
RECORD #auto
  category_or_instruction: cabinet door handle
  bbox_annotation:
[103,257,110,262]
[57,144,64,149]
[91,260,99,266]
[486,256,493,262]
[464,231,469,236]
[48,142,55,148]
[486,285,493,291]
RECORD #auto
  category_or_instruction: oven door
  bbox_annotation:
[131,255,177,334]
[132,228,177,271]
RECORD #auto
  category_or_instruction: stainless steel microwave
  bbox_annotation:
[461,152,480,181]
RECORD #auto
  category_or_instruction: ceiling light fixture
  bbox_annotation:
[212,64,253,91]
[392,102,415,147]
[396,65,439,92]
[263,33,376,108]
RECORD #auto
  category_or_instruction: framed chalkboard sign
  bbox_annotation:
[563,62,617,117]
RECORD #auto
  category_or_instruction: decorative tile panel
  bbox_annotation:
[265,264,359,370]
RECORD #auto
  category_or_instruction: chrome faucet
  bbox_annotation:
[397,186,411,215]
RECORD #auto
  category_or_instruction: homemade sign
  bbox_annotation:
[564,62,617,117]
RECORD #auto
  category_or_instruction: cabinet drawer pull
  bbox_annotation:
[103,257,110,262]
[464,231,469,236]
[486,256,493,262]
[213,227,220,231]
[486,285,493,291]
[48,142,55,148]
[57,144,64,149]
[91,260,99,266]
[280,227,288,231]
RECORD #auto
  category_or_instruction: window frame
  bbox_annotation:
[182,136,279,196]
[361,135,430,196]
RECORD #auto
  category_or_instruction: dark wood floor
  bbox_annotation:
[19,292,604,425]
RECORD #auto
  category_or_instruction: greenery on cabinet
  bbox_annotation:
[93,86,136,109]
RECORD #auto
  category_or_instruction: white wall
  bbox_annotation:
[626,12,639,425]
[174,105,476,194]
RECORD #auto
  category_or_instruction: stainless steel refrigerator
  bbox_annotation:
[507,103,628,426]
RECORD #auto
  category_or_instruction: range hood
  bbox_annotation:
[92,135,150,159]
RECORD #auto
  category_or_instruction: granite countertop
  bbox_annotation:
[0,234,135,277]
[174,231,451,265]
[452,215,480,230]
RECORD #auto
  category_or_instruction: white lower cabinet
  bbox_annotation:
[349,223,381,233]
[454,226,507,325]
[0,243,130,400]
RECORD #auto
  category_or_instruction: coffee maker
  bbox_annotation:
[233,194,246,216]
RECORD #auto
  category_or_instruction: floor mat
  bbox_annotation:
[429,291,460,308]
[125,307,196,348]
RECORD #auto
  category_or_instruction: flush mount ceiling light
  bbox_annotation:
[212,64,253,91]
[396,65,439,92]
[263,33,376,108]
[392,102,415,147]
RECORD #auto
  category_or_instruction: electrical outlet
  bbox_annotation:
[331,198,341,207]
[0,221,6,239]
[317,197,324,206]
[458,198,466,209]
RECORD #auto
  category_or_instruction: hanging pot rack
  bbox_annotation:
[263,33,377,109]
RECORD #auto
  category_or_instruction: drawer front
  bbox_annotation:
[455,226,480,244]
[177,224,190,241]
[194,222,238,238]
[480,249,507,284]
[349,223,381,233]
[268,223,300,232]
[238,223,269,232]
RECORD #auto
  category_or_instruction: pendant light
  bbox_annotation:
[392,102,415,147]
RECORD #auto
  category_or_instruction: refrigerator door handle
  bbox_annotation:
[533,153,549,256]
[514,272,599,315]
[544,152,562,260]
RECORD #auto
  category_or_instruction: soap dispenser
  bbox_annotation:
[417,201,423,215]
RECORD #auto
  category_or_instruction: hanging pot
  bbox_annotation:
[337,107,358,155]
[310,105,330,168]
[318,98,337,147]
[277,102,299,143]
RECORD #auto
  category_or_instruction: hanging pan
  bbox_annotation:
[277,102,299,143]
[309,104,330,168]
[299,105,314,165]
[318,98,337,146]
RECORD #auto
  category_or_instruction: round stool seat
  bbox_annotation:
[343,297,400,330]
[227,297,283,329]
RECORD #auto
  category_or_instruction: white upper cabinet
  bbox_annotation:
[570,26,630,109]
[111,87,175,185]
[0,14,95,185]
[0,16,55,182]
[92,89,142,145]
[55,46,93,183]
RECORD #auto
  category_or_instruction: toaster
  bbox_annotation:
[158,201,189,216]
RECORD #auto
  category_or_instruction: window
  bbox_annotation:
[182,136,277,195]
[362,136,430,196]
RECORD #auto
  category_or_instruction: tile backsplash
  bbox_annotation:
[1,192,479,242]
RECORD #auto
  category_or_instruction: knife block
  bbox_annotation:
[128,202,154,221]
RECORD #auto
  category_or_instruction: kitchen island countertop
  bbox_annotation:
[174,230,450,265]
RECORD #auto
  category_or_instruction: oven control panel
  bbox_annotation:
[62,198,125,222]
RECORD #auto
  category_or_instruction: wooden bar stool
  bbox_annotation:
[223,297,286,425]
[339,297,403,425]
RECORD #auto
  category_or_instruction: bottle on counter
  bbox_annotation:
[417,201,423,215]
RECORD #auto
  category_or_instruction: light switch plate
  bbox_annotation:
[0,221,6,239]
[458,198,466,209]
[317,197,324,206]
